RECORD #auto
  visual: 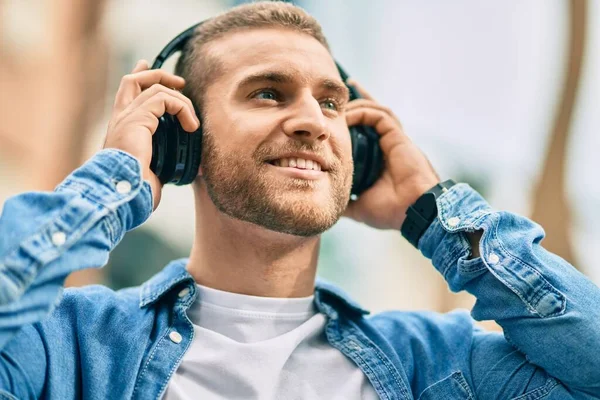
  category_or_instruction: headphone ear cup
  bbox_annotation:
[350,126,367,194]
[350,125,384,196]
[151,115,179,184]
[338,64,384,197]
[178,121,203,185]
[150,113,202,186]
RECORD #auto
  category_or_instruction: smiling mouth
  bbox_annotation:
[267,157,324,171]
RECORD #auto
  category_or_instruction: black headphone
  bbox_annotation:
[150,21,383,196]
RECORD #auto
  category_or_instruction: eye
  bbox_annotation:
[320,99,339,111]
[252,89,280,101]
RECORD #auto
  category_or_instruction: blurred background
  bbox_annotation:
[1,0,598,328]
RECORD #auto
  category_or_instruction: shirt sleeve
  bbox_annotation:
[0,149,153,350]
[418,183,600,398]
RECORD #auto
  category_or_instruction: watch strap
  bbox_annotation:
[400,179,456,248]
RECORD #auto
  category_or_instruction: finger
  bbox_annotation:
[342,199,356,220]
[114,70,186,113]
[120,83,198,126]
[346,108,398,136]
[346,108,409,154]
[111,60,149,113]
[346,78,375,101]
[345,99,402,127]
[343,199,365,223]
[140,92,199,133]
[131,59,149,74]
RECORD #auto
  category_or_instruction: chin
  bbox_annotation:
[265,219,336,238]
[204,167,348,238]
[259,197,342,237]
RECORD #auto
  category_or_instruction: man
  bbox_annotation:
[0,2,599,399]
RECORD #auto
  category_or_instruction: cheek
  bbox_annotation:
[229,112,277,144]
[207,115,257,158]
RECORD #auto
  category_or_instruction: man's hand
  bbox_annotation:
[343,79,440,230]
[103,60,200,210]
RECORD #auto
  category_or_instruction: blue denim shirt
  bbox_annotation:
[1,149,599,399]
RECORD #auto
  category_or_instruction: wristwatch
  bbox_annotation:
[400,179,457,248]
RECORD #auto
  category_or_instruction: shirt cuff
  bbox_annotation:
[417,183,566,318]
[54,149,153,239]
[418,183,492,276]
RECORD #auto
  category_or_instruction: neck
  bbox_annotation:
[187,184,321,298]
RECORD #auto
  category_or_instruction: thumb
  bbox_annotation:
[343,200,357,220]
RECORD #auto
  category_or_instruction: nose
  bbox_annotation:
[281,92,330,143]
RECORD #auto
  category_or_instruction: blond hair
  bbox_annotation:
[174,1,329,114]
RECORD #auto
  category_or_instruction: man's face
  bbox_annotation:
[198,28,353,237]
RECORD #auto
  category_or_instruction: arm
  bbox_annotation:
[0,60,198,396]
[420,184,600,398]
[0,149,152,397]
[0,149,152,347]
[342,80,600,398]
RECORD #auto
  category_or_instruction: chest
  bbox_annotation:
[162,322,379,400]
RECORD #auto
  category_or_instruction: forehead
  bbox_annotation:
[206,27,340,86]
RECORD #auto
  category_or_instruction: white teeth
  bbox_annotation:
[272,157,323,171]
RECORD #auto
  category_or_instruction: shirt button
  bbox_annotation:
[488,253,500,265]
[116,180,132,194]
[447,217,461,227]
[178,288,190,298]
[169,331,183,344]
[51,231,67,246]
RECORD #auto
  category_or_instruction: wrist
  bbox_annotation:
[418,184,493,261]
[409,179,441,206]
[400,179,456,248]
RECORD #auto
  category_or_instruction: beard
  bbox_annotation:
[200,129,353,237]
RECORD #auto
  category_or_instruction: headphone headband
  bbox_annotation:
[151,20,352,82]
[152,22,204,69]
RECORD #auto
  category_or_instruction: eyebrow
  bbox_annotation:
[236,70,350,101]
[321,78,350,102]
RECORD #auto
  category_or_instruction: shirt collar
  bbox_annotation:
[139,258,370,317]
[314,278,370,318]
[139,258,194,308]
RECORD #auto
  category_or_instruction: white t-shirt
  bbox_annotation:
[163,284,379,399]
